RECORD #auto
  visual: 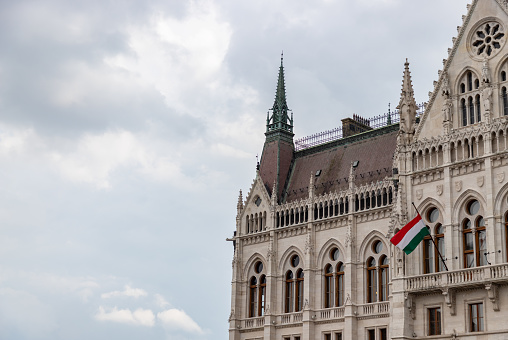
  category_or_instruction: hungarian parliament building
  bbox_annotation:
[228,0,508,339]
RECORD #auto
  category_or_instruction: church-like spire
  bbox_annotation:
[397,59,417,141]
[266,53,293,133]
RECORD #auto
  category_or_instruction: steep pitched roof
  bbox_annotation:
[283,125,398,203]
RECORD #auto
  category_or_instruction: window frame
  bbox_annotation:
[427,306,442,336]
[469,302,484,332]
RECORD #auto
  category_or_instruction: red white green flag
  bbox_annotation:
[390,213,430,255]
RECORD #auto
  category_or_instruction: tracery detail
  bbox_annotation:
[470,21,505,58]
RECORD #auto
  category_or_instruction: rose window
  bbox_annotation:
[471,21,505,57]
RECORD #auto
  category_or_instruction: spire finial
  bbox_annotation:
[266,53,292,133]
[397,59,418,140]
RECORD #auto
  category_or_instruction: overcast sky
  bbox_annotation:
[0,0,470,339]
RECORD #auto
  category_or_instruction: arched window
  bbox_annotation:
[469,96,475,125]
[285,271,294,313]
[502,71,507,82]
[461,99,467,126]
[467,71,473,91]
[248,261,266,317]
[379,256,389,302]
[324,264,333,308]
[423,207,445,274]
[323,247,345,308]
[295,269,304,312]
[476,94,481,122]
[259,275,266,316]
[249,277,257,317]
[462,200,486,268]
[367,257,377,303]
[461,83,466,93]
[336,262,345,306]
[503,87,508,116]
[285,254,303,313]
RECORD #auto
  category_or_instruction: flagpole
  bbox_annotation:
[411,202,449,272]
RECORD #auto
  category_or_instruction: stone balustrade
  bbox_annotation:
[405,263,508,292]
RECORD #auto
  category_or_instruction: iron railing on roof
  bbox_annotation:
[294,103,425,151]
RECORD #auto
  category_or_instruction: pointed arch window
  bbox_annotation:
[467,71,473,91]
[505,212,508,262]
[336,262,345,306]
[379,256,389,302]
[367,257,377,303]
[285,254,303,313]
[503,87,508,116]
[462,99,467,126]
[249,277,258,317]
[285,271,294,313]
[476,94,481,122]
[295,269,304,312]
[249,261,266,317]
[462,200,487,268]
[324,264,333,308]
[469,96,475,125]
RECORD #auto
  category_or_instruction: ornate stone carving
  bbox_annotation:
[455,181,463,192]
[345,225,355,249]
[442,288,456,315]
[482,85,493,113]
[416,189,423,201]
[442,97,453,123]
[442,71,451,97]
[437,185,443,196]
[482,57,491,83]
[405,293,416,320]
[486,283,500,311]
[304,231,313,255]
[498,172,505,183]
[477,176,485,187]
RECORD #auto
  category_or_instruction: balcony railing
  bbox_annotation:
[357,302,390,318]
[405,263,508,292]
[243,316,265,329]
[316,307,345,320]
[280,312,303,324]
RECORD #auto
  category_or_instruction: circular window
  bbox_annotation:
[372,240,383,254]
[427,207,440,223]
[254,261,263,274]
[291,254,300,267]
[467,200,480,215]
[469,20,506,59]
[330,247,340,261]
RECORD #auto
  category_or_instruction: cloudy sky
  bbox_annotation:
[0,0,469,339]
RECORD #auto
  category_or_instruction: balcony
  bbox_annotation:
[242,316,265,330]
[405,263,508,293]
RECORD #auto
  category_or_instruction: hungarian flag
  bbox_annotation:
[390,213,430,255]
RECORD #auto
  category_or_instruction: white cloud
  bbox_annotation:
[154,294,171,309]
[101,285,148,299]
[157,308,203,334]
[95,306,155,327]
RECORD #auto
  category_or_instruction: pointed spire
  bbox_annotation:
[237,190,243,214]
[266,53,293,133]
[397,59,417,139]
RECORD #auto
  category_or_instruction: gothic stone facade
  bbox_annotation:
[228,1,508,339]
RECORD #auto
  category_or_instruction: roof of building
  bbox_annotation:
[283,124,398,203]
